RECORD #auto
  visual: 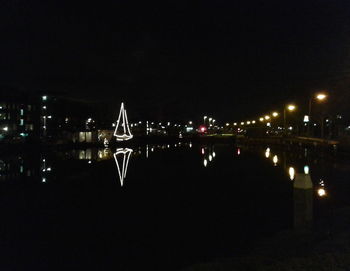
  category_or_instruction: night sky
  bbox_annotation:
[1,0,350,121]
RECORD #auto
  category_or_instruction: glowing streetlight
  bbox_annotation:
[252,120,256,124]
[259,117,264,122]
[272,112,279,117]
[316,93,327,101]
[247,121,251,125]
[264,115,270,120]
[240,122,245,125]
[308,92,328,137]
[287,104,296,111]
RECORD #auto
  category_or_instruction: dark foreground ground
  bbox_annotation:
[182,207,350,271]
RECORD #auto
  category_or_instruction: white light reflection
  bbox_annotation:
[304,165,310,174]
[113,148,133,187]
[203,159,208,167]
[288,167,295,180]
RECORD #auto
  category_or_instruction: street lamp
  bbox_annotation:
[259,117,264,122]
[264,115,270,120]
[272,112,279,117]
[308,92,328,137]
[204,116,207,125]
[284,104,296,135]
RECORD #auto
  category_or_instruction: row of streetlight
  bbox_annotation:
[231,92,328,137]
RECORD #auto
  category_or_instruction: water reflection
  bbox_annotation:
[293,173,313,229]
[288,167,295,180]
[113,148,133,187]
[201,145,216,168]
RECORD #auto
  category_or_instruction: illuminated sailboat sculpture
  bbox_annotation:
[113,148,133,186]
[114,102,133,141]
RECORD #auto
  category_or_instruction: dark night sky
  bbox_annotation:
[1,0,350,121]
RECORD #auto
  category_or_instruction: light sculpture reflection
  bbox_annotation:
[113,148,133,186]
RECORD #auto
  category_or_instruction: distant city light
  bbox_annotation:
[272,112,279,117]
[199,125,207,133]
[273,155,278,165]
[233,122,237,126]
[264,115,270,120]
[259,117,264,122]
[252,120,256,124]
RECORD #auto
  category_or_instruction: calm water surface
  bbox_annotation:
[0,143,349,270]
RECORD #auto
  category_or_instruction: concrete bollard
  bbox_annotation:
[293,173,313,230]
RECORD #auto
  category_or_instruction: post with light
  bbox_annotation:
[307,92,327,137]
[283,104,296,136]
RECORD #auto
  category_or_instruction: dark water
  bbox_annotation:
[0,143,349,270]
